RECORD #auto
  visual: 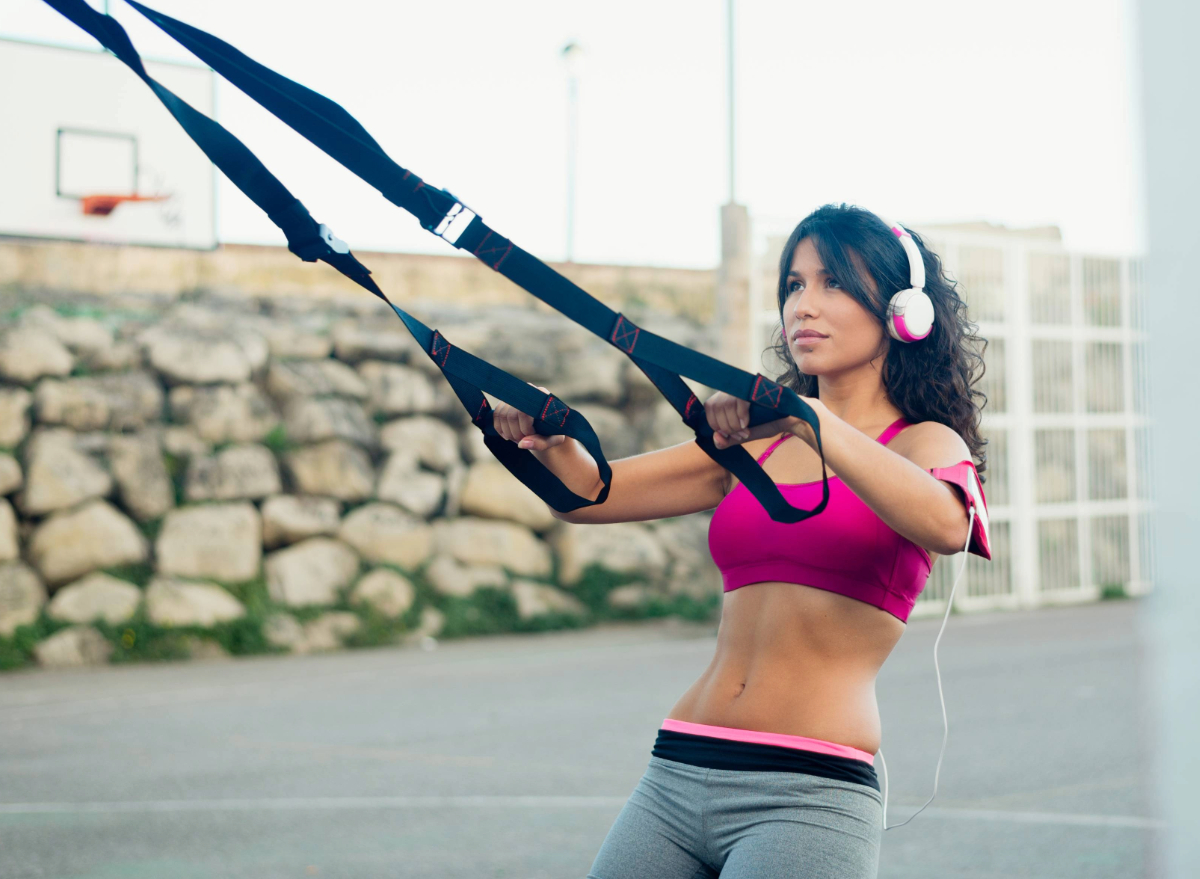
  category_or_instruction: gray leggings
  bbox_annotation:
[588,755,882,879]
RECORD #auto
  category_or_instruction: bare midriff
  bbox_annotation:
[665,580,907,755]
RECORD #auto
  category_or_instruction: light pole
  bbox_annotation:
[561,41,583,264]
[727,0,735,204]
[718,0,751,370]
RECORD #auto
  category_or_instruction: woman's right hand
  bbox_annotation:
[493,385,568,451]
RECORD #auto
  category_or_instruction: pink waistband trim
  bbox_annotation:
[660,718,875,765]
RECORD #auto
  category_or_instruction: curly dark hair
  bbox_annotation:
[766,203,991,482]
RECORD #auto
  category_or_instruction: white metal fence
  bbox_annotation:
[748,220,1153,617]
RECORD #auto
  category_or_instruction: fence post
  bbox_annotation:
[1009,242,1040,607]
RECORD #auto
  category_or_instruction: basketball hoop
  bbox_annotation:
[80,193,169,216]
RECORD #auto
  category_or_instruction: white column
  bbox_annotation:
[1137,0,1200,868]
[1070,253,1091,595]
[1120,257,1142,594]
[1008,242,1039,607]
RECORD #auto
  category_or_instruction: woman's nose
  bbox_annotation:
[790,296,815,324]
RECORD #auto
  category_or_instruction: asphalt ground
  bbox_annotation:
[0,600,1156,878]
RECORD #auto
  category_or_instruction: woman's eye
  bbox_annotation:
[788,278,838,293]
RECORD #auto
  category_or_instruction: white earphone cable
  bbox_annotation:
[879,504,976,830]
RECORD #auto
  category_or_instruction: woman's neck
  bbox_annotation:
[815,374,902,432]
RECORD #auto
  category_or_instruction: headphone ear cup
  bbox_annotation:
[886,288,935,342]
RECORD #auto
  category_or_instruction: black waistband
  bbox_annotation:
[651,729,880,791]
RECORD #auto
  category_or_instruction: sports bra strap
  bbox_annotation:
[758,416,909,465]
[876,417,911,446]
[756,434,794,464]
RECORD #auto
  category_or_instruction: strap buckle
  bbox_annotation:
[430,195,476,246]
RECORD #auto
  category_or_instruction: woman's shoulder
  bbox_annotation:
[892,420,972,470]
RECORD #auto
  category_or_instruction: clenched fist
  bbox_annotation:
[493,385,568,451]
[705,389,821,450]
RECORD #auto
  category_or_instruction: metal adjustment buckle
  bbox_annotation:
[317,224,350,254]
[431,195,477,246]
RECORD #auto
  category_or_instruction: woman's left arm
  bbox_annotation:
[790,404,976,556]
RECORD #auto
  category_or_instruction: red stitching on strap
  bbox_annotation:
[684,393,698,420]
[474,231,513,271]
[750,375,782,408]
[431,331,451,367]
[474,397,490,422]
[611,315,640,353]
[539,395,569,427]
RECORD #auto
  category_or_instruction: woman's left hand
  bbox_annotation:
[704,390,823,450]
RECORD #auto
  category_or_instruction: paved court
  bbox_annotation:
[0,600,1156,878]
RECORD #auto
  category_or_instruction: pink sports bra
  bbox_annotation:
[707,417,992,623]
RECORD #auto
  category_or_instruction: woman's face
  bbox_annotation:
[781,236,887,376]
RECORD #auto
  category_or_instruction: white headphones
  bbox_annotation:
[875,215,935,342]
[782,213,935,345]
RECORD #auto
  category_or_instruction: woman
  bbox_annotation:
[493,203,992,878]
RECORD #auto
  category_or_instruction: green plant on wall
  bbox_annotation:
[162,452,187,506]
[0,553,722,672]
[568,562,721,624]
[260,424,293,456]
[0,615,70,671]
[101,562,154,589]
[437,587,524,638]
[136,517,163,546]
[1100,582,1129,600]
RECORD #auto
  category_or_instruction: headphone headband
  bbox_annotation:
[875,215,926,291]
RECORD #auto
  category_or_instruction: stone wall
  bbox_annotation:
[0,284,725,671]
[0,239,718,323]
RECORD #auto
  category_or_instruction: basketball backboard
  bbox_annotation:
[0,36,216,249]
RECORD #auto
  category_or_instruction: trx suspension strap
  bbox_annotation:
[42,0,618,514]
[45,0,832,523]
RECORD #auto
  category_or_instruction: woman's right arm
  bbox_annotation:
[533,437,731,524]
[491,386,732,524]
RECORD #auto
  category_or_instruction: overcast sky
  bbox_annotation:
[4,0,1145,267]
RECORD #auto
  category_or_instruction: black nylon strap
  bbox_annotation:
[41,0,616,514]
[122,0,832,524]
[48,0,832,523]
